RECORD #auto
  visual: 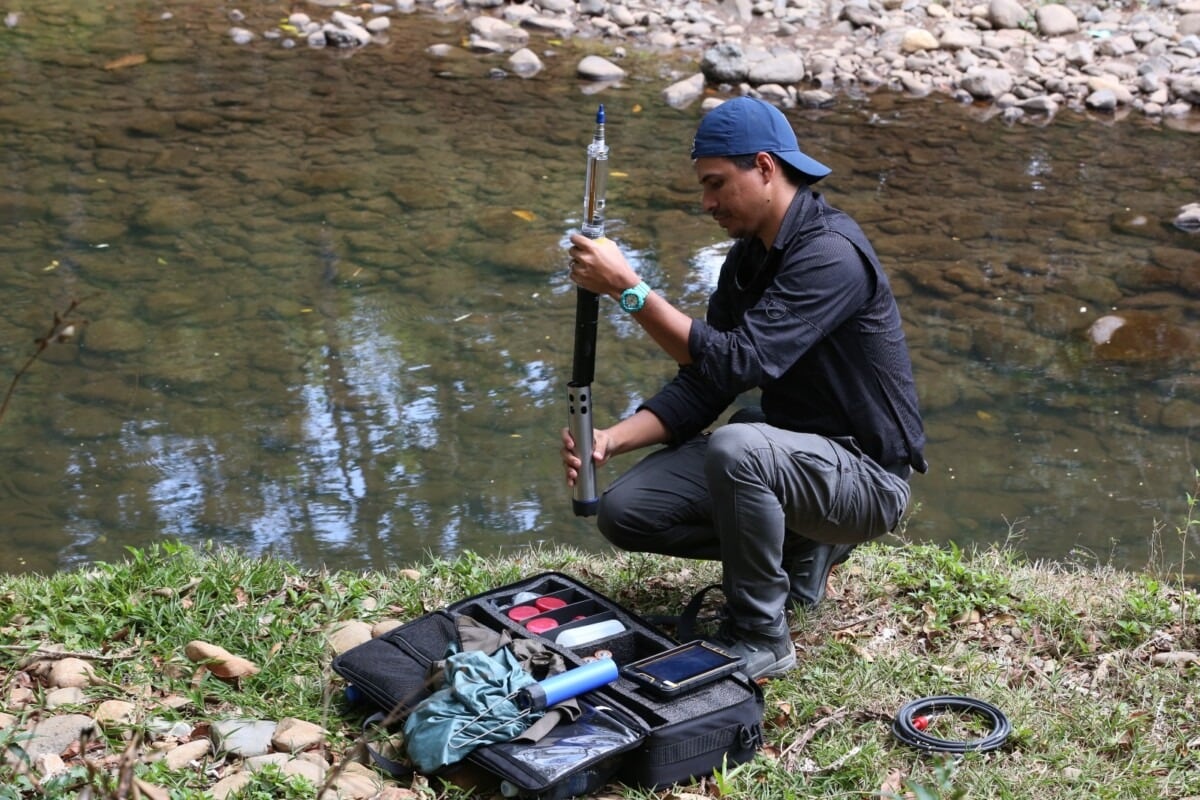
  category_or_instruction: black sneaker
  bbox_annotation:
[709,618,796,680]
[785,538,856,609]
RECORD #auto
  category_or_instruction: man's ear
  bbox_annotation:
[754,152,776,181]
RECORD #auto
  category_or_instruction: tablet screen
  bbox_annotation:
[637,644,737,683]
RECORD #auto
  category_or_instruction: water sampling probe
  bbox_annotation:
[567,104,609,516]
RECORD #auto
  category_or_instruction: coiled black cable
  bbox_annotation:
[892,696,1011,753]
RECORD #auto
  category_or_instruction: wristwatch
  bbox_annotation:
[619,281,650,313]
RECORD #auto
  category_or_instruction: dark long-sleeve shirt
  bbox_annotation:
[640,188,927,473]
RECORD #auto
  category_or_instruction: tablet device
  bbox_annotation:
[621,640,744,698]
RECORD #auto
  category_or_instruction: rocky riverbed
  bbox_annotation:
[209,0,1200,125]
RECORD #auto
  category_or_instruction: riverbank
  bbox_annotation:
[2,541,1198,798]
[214,0,1200,126]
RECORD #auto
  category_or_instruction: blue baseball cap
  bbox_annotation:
[691,96,831,183]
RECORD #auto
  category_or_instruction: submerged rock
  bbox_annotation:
[1087,311,1194,363]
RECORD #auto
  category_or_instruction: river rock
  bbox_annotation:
[23,714,96,759]
[94,700,137,727]
[842,5,882,28]
[48,658,98,689]
[748,52,806,85]
[1174,75,1200,104]
[940,26,982,50]
[988,0,1029,29]
[80,317,144,356]
[1087,311,1191,362]
[576,55,626,81]
[1161,398,1200,429]
[328,761,384,799]
[701,42,749,84]
[138,196,203,233]
[506,47,542,76]
[662,72,706,107]
[522,14,574,35]
[163,738,212,770]
[1036,5,1078,36]
[325,620,372,653]
[467,34,504,53]
[1018,95,1059,114]
[902,29,939,53]
[1064,40,1094,68]
[148,717,194,738]
[212,718,277,758]
[34,753,68,779]
[798,88,836,108]
[271,717,327,752]
[1087,88,1120,110]
[973,319,1057,369]
[962,67,1014,100]
[469,15,528,48]
[1098,34,1138,58]
[125,111,176,137]
[44,687,86,708]
[209,771,253,800]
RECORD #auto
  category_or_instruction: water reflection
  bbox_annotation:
[684,242,733,303]
[0,4,1197,576]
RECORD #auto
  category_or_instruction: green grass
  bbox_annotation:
[1,538,1197,799]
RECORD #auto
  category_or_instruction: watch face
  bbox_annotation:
[621,283,647,312]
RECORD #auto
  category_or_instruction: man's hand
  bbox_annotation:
[567,233,695,366]
[567,233,638,298]
[560,425,613,488]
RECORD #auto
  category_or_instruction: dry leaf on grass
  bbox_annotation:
[104,53,147,70]
[184,640,259,679]
[879,767,907,797]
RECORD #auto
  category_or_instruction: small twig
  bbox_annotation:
[832,610,888,632]
[112,730,143,799]
[778,706,850,767]
[1,644,141,663]
[799,744,862,775]
[0,295,95,425]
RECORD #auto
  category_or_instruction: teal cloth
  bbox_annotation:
[403,646,541,772]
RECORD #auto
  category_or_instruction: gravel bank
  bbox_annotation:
[222,0,1200,125]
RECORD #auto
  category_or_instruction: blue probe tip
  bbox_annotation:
[596,104,605,123]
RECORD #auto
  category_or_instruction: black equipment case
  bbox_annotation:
[332,571,765,798]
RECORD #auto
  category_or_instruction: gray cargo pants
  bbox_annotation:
[596,421,912,636]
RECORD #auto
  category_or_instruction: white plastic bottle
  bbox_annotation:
[554,619,625,647]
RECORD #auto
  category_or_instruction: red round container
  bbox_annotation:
[506,605,539,622]
[526,617,559,635]
[534,596,567,612]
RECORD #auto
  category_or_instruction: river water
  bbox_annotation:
[1,3,1197,576]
